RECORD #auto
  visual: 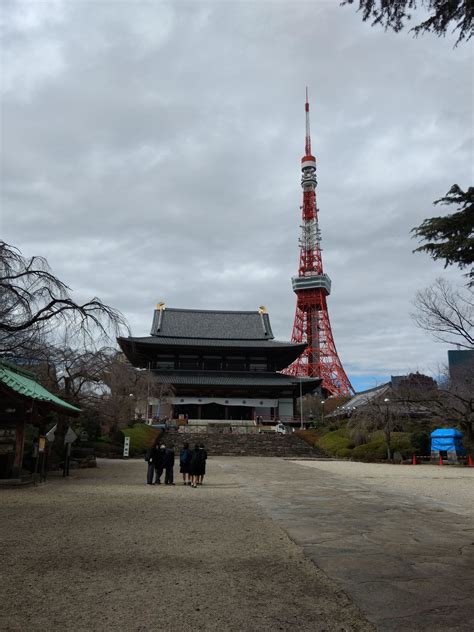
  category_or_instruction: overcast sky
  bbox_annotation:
[1,1,472,391]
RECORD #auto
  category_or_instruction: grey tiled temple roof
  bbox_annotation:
[118,306,307,372]
[150,308,274,340]
[155,371,320,388]
[121,336,303,350]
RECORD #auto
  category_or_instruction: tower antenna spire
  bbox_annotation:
[283,90,353,397]
[305,86,311,156]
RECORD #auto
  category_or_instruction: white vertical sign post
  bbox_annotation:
[63,427,78,477]
[123,436,130,458]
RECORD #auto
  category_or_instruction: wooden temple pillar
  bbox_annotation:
[197,404,202,420]
[11,418,25,479]
[224,405,229,420]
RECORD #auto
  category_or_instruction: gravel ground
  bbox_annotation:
[0,458,373,632]
[292,460,474,517]
[219,458,474,631]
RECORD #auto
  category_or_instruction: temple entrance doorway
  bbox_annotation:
[173,402,257,421]
[201,403,225,420]
[199,403,254,421]
[226,406,253,421]
[173,404,198,419]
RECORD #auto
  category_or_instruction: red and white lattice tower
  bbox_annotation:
[284,90,353,397]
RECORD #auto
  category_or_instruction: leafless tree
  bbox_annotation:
[389,365,473,444]
[28,342,117,403]
[351,395,404,460]
[0,241,129,355]
[98,353,174,433]
[298,394,350,424]
[25,345,174,444]
[445,369,474,443]
[407,367,473,443]
[412,278,473,349]
[348,374,437,459]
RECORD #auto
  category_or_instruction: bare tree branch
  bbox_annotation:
[0,241,129,355]
[412,278,474,348]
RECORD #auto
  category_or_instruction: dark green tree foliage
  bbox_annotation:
[342,0,474,45]
[412,185,474,285]
[410,431,431,456]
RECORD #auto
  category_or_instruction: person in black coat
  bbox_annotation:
[145,445,156,485]
[190,444,207,487]
[164,444,175,485]
[153,444,166,484]
[197,444,207,485]
[189,444,200,488]
[145,441,162,485]
[179,442,192,485]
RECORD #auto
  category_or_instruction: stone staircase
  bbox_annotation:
[161,430,325,458]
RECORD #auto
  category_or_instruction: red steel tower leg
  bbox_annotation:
[284,90,353,397]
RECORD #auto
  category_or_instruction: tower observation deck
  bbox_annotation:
[283,90,353,397]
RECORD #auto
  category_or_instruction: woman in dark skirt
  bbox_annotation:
[179,442,192,485]
[190,443,203,488]
[197,443,207,485]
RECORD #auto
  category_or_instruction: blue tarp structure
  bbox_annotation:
[431,428,464,453]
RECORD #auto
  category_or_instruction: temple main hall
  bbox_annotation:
[118,305,320,422]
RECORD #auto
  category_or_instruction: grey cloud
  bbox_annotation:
[1,1,472,389]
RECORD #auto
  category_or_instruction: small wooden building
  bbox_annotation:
[0,361,80,480]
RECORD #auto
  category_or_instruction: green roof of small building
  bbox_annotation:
[0,361,81,415]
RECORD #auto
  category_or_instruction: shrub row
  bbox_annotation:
[351,432,413,462]
[317,428,352,456]
[315,428,416,462]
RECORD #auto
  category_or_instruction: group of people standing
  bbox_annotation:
[179,442,207,487]
[145,441,207,488]
[145,442,175,485]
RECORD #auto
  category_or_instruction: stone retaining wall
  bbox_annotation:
[162,430,324,457]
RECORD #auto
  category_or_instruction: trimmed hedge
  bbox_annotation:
[317,429,351,456]
[315,429,415,462]
[351,441,387,462]
[336,448,353,459]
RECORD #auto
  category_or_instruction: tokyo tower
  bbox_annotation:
[284,90,353,397]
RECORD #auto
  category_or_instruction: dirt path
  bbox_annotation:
[0,458,372,632]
